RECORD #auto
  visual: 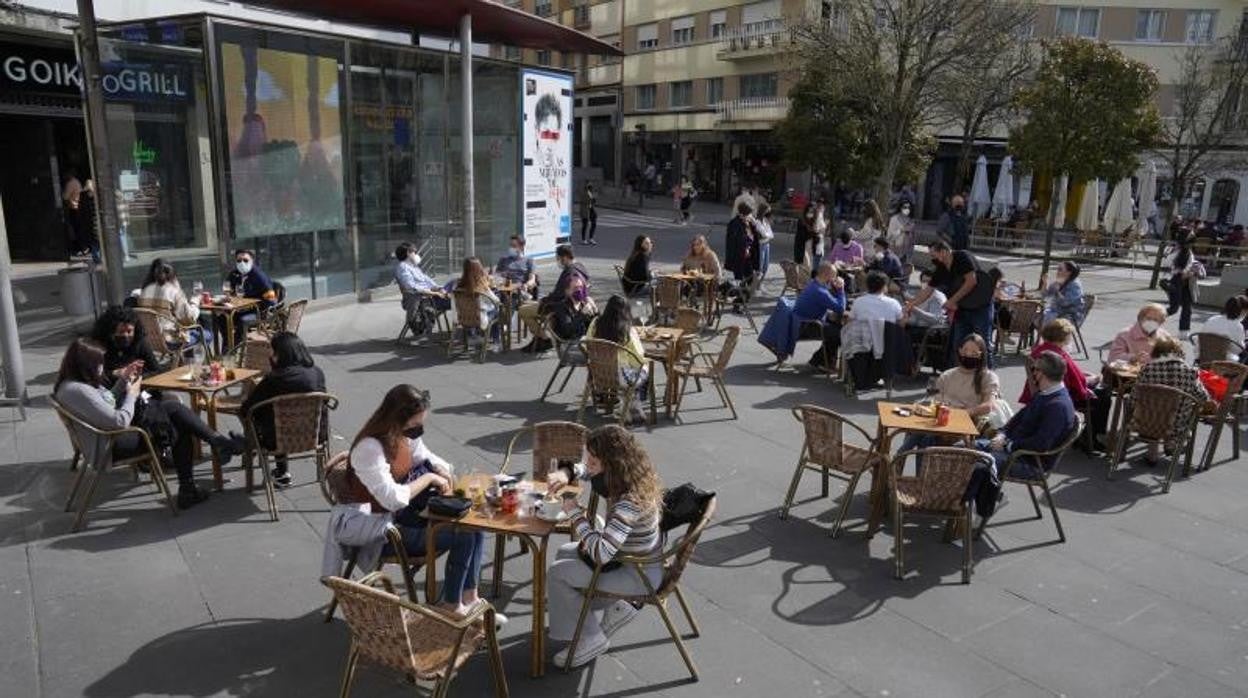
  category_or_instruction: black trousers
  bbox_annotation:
[806,320,842,368]
[1166,276,1193,332]
[581,210,597,241]
[113,399,217,486]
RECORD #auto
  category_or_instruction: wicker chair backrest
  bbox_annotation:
[1129,383,1200,441]
[531,421,588,480]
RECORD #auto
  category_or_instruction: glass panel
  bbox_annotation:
[740,73,777,98]
[707,77,723,104]
[1056,8,1078,36]
[1077,9,1099,38]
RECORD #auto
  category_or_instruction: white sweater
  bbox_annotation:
[137,282,200,338]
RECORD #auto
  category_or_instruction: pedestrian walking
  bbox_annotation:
[580,183,598,245]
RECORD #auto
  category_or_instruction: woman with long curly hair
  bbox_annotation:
[453,256,501,340]
[544,425,664,667]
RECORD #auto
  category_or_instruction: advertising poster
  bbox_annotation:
[521,69,573,258]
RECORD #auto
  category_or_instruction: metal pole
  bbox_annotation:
[76,0,126,305]
[0,196,27,413]
[459,13,475,258]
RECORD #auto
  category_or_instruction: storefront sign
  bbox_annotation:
[521,69,573,258]
[0,40,189,102]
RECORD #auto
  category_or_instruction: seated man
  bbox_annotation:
[519,244,588,352]
[792,261,847,369]
[978,350,1077,480]
[867,236,905,286]
[847,271,904,325]
[394,242,450,313]
[495,234,539,301]
[224,248,279,344]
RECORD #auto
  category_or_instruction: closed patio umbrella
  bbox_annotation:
[969,155,992,219]
[1053,174,1069,228]
[1017,172,1033,211]
[991,155,1014,219]
[1102,177,1135,234]
[1136,162,1157,237]
[1075,179,1100,232]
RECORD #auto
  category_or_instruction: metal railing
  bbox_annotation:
[713,96,790,123]
[717,21,788,53]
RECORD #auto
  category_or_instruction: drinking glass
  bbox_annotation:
[192,281,203,296]
[222,280,232,296]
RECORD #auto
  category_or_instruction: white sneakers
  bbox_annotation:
[552,601,641,669]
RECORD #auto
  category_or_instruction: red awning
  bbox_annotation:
[242,0,622,56]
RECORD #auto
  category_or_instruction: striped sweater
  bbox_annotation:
[567,464,661,565]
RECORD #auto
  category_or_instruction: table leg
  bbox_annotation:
[207,396,223,491]
[647,358,658,425]
[424,522,440,602]
[1106,386,1126,457]
[867,426,894,538]
[530,534,549,678]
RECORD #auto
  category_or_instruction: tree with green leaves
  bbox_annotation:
[1146,35,1248,288]
[791,0,1036,202]
[1009,38,1161,276]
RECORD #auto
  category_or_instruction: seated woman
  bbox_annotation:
[988,267,1014,332]
[92,306,161,378]
[136,258,211,350]
[546,274,598,346]
[1107,303,1171,366]
[1196,295,1247,362]
[54,337,242,509]
[586,296,649,425]
[1135,336,1210,466]
[1022,319,1107,448]
[680,235,721,277]
[450,257,502,343]
[341,384,500,620]
[1040,261,1085,327]
[899,333,1000,453]
[620,235,653,297]
[239,332,327,488]
[544,425,663,668]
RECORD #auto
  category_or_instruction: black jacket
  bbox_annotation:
[725,216,758,278]
[539,261,589,313]
[621,254,650,296]
[99,338,162,378]
[240,364,328,449]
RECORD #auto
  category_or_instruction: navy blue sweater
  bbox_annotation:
[1004,385,1076,466]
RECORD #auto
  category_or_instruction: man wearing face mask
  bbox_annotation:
[887,202,916,263]
[936,195,971,251]
[495,234,539,300]
[1107,304,1171,365]
[793,262,847,369]
[395,242,451,311]
[520,244,589,351]
[225,249,278,344]
[867,236,905,285]
[911,240,995,368]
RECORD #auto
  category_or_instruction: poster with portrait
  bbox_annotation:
[521,69,573,258]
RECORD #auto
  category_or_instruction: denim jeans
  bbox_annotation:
[951,304,995,368]
[758,243,771,281]
[384,522,485,605]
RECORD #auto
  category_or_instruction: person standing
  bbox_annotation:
[887,201,916,264]
[753,203,775,281]
[724,202,758,286]
[910,240,995,367]
[732,185,756,219]
[1166,233,1199,339]
[580,183,598,245]
[936,195,971,251]
[678,176,696,225]
[794,203,817,266]
[850,199,885,244]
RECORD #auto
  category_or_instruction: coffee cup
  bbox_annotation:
[535,497,561,519]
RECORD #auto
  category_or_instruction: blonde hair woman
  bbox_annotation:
[544,425,663,667]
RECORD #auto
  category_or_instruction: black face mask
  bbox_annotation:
[114,336,132,348]
[839,233,851,244]
[590,471,609,499]
[958,355,982,370]
[403,425,424,440]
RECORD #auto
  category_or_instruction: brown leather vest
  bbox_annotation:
[343,437,413,513]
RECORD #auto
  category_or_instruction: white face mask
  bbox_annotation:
[409,252,421,266]
[236,260,252,275]
[901,208,911,217]
[1140,320,1161,335]
[510,247,523,258]
[875,251,885,260]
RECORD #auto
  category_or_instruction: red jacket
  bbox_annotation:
[1019,341,1092,404]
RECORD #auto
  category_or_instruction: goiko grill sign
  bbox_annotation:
[0,40,189,102]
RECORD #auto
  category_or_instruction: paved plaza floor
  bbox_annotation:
[2,218,1247,697]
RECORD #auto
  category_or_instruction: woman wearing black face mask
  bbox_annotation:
[91,305,160,378]
[897,334,1002,455]
[341,385,496,620]
[239,332,326,488]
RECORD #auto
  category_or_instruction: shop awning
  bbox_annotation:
[242,0,622,56]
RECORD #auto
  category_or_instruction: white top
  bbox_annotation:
[755,218,775,243]
[138,281,200,325]
[1198,315,1246,360]
[850,293,903,324]
[350,436,452,513]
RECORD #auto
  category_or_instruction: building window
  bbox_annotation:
[742,0,783,35]
[504,45,521,61]
[1186,10,1217,44]
[1135,10,1165,41]
[672,16,695,45]
[637,23,658,49]
[574,4,590,26]
[536,50,551,66]
[740,72,778,98]
[636,84,656,110]
[1056,7,1099,38]
[670,81,693,108]
[706,77,724,105]
[535,0,552,18]
[710,10,727,38]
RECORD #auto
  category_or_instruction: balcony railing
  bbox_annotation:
[717,21,790,58]
[713,96,790,124]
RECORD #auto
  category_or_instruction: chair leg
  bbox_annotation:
[69,450,80,471]
[324,551,360,623]
[540,363,564,401]
[893,508,905,580]
[338,643,361,698]
[1109,432,1131,481]
[485,614,509,698]
[70,465,106,532]
[671,372,691,420]
[575,379,591,424]
[563,592,595,673]
[821,464,829,498]
[558,365,577,393]
[962,505,973,584]
[829,471,862,538]
[715,376,738,420]
[655,598,700,681]
[1026,483,1042,520]
[258,452,279,522]
[672,585,701,637]
[492,534,506,598]
[779,457,806,520]
[1041,478,1066,543]
[148,458,178,517]
[64,458,92,512]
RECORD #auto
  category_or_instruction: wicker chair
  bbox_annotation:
[321,573,507,698]
[995,299,1043,355]
[889,447,989,583]
[673,307,702,334]
[398,290,452,344]
[653,276,686,327]
[670,326,740,421]
[975,416,1084,545]
[241,392,338,520]
[133,307,187,369]
[577,338,650,426]
[1196,360,1248,471]
[213,338,274,419]
[780,404,883,537]
[448,290,500,362]
[1072,294,1096,359]
[538,315,588,402]
[562,495,717,681]
[779,260,810,297]
[51,397,177,532]
[1109,383,1202,493]
[1190,333,1246,369]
